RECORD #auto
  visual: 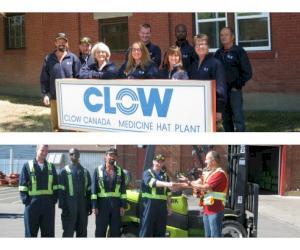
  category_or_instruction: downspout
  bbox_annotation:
[279,145,287,196]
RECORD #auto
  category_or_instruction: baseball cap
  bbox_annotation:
[80,36,92,45]
[106,148,118,156]
[56,32,68,42]
[153,154,166,162]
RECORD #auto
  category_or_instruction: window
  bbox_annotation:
[99,17,128,53]
[235,13,271,51]
[5,14,25,49]
[195,13,227,51]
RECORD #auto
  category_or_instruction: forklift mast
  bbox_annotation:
[227,145,259,237]
[227,145,249,224]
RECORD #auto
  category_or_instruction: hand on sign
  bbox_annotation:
[43,95,50,106]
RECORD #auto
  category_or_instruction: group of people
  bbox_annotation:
[19,145,127,237]
[139,150,228,238]
[18,144,227,238]
[40,23,252,132]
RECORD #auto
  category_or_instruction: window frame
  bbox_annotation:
[234,12,271,51]
[4,13,26,49]
[195,13,228,52]
[99,16,129,53]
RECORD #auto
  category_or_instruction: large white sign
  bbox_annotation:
[56,79,216,133]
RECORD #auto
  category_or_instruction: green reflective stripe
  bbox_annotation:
[149,178,156,187]
[205,192,226,201]
[121,194,127,199]
[58,184,65,190]
[65,165,74,196]
[29,190,53,195]
[84,169,88,193]
[47,163,53,193]
[146,169,169,199]
[19,186,28,192]
[97,192,121,198]
[29,160,37,194]
[28,160,54,196]
[53,185,59,190]
[142,193,167,200]
[91,194,97,200]
[97,165,123,198]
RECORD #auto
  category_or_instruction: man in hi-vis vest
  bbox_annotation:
[191,151,228,237]
[91,148,127,237]
[18,145,59,237]
[58,148,92,237]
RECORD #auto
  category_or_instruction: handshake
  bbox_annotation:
[166,181,191,192]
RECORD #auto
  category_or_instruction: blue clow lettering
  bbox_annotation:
[83,86,173,117]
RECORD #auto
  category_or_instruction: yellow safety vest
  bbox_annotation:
[141,169,170,200]
[19,160,58,196]
[91,165,127,200]
[203,167,228,206]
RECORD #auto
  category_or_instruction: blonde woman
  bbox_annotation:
[118,41,158,79]
[159,45,188,80]
[79,42,117,79]
[188,34,227,121]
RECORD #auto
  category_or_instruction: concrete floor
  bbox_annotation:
[1,187,300,237]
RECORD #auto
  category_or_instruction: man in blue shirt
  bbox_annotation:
[91,148,127,237]
[215,27,252,132]
[175,24,197,70]
[18,145,58,237]
[58,148,92,237]
[139,154,173,237]
[125,23,161,67]
[40,33,81,131]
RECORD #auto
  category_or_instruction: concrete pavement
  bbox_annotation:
[1,187,300,237]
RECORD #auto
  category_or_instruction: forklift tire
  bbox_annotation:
[121,223,139,237]
[222,220,247,238]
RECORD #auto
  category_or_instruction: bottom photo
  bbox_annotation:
[0,144,299,238]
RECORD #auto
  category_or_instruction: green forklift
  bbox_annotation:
[121,145,259,237]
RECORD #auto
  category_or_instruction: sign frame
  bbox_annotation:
[55,79,216,133]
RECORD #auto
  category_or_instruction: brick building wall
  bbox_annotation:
[285,145,300,191]
[117,145,228,185]
[117,145,300,194]
[1,13,300,98]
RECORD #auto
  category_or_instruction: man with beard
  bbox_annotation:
[78,36,94,68]
[175,24,197,70]
[40,33,81,131]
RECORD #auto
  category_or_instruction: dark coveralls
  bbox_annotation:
[176,40,198,70]
[79,52,94,68]
[91,164,127,237]
[58,164,92,237]
[214,45,252,132]
[19,159,58,237]
[118,62,159,79]
[188,53,227,113]
[139,168,171,237]
[78,61,118,79]
[125,42,162,68]
[40,51,81,100]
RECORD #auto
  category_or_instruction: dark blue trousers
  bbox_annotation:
[95,198,121,237]
[61,197,88,237]
[139,198,167,237]
[24,196,55,237]
[223,89,246,132]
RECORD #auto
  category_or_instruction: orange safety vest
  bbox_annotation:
[199,167,228,207]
